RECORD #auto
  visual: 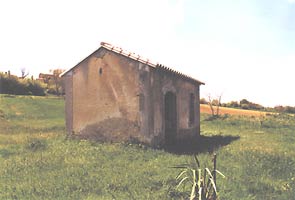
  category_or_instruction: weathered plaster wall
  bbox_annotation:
[138,66,201,145]
[138,63,153,139]
[70,48,142,141]
[64,47,201,145]
[175,79,200,139]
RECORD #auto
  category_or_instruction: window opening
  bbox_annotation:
[189,93,195,127]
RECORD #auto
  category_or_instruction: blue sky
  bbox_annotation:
[0,0,294,106]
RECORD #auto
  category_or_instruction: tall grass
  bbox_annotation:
[0,95,295,199]
[174,154,225,200]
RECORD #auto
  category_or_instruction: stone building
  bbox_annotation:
[61,42,204,146]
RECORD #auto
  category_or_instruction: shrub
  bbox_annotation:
[27,80,46,96]
[0,73,46,96]
[200,98,208,104]
[240,99,250,105]
[47,87,59,95]
[226,101,239,108]
[284,106,295,114]
[239,99,264,110]
[240,103,250,110]
[0,73,25,94]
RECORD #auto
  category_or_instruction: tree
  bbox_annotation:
[239,99,264,110]
[226,101,239,108]
[49,69,65,95]
[240,99,250,105]
[20,68,29,79]
[207,94,222,117]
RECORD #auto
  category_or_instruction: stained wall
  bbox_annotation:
[63,47,202,145]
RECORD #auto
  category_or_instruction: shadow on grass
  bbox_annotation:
[164,135,240,155]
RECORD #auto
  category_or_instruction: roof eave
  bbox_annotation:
[60,46,105,77]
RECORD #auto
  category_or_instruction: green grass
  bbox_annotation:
[0,94,294,199]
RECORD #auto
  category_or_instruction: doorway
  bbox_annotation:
[164,91,177,144]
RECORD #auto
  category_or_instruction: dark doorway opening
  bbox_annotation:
[164,91,177,144]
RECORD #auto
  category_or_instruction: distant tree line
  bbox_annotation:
[223,99,265,111]
[200,97,295,114]
[0,69,65,96]
[272,105,295,114]
[0,73,45,96]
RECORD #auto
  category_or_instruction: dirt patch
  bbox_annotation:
[200,104,267,117]
[77,117,141,142]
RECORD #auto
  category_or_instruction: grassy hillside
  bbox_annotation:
[0,95,294,199]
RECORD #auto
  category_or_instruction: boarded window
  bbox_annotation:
[189,93,195,127]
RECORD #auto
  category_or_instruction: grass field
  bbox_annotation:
[200,104,268,116]
[0,95,295,199]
